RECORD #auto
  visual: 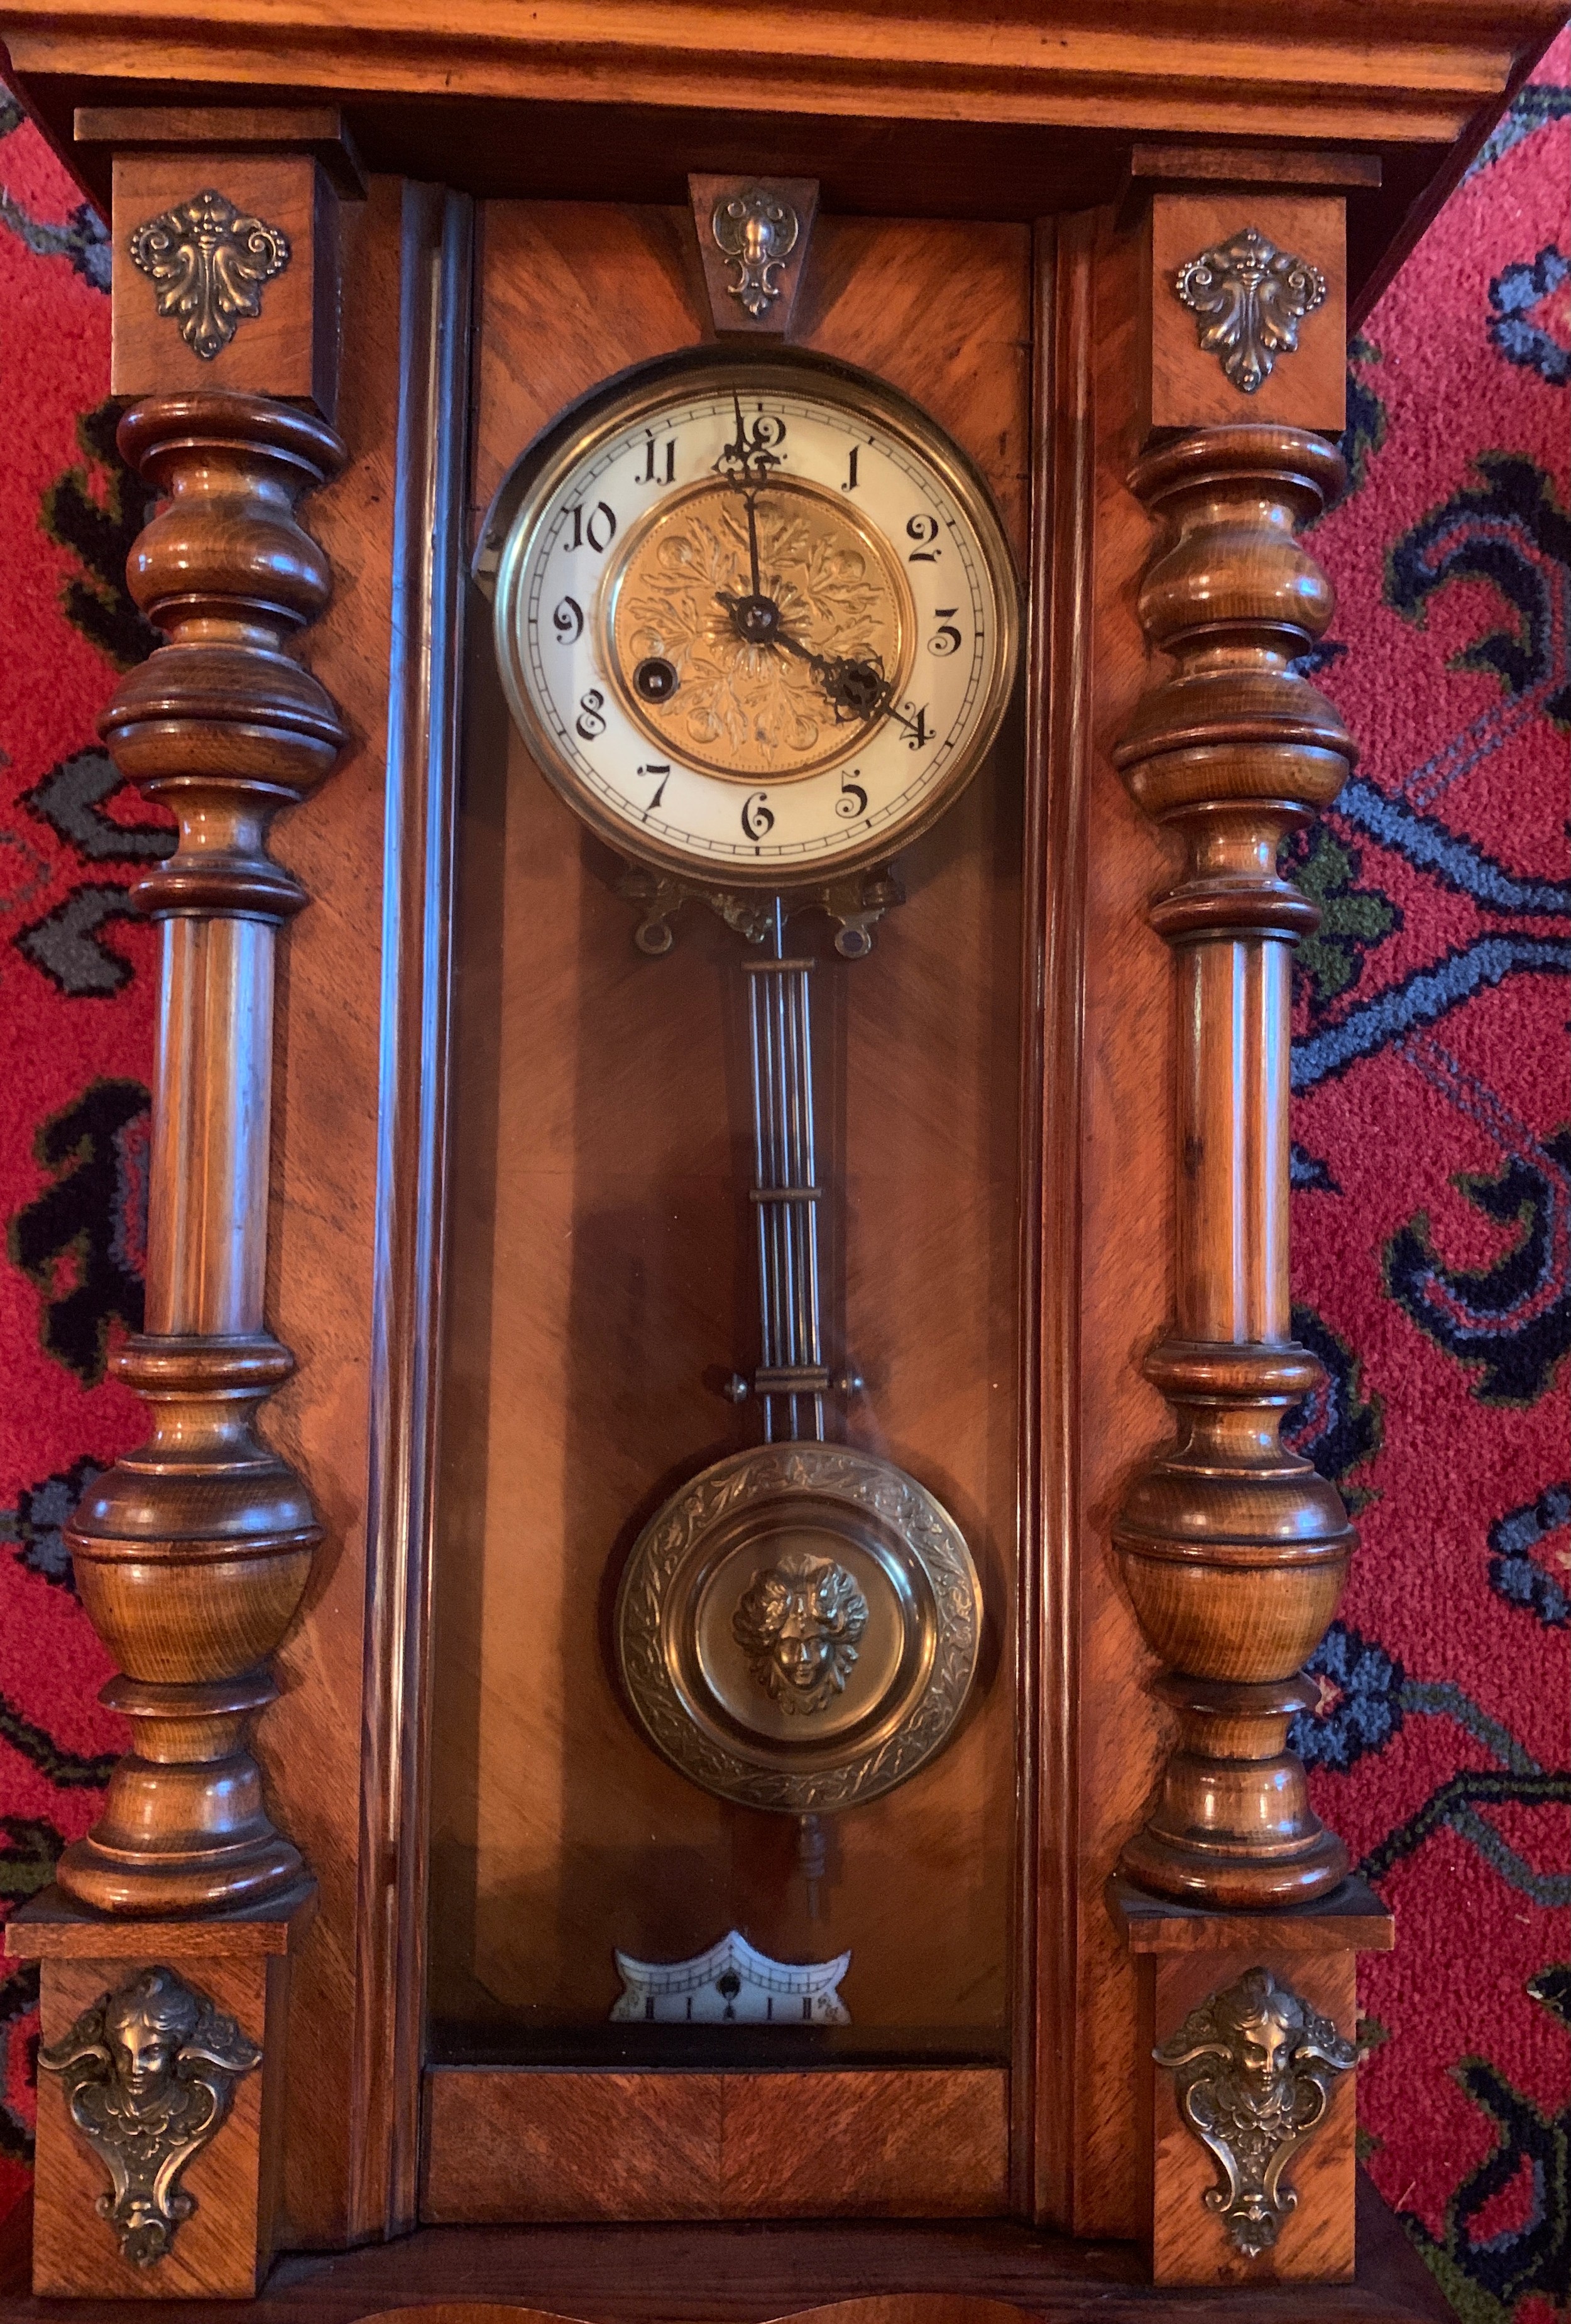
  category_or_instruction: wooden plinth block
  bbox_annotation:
[1139,190,1347,436]
[1113,1878,1393,2287]
[89,107,361,416]
[8,1884,314,2298]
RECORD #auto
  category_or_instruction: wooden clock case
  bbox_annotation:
[0,5,1560,2317]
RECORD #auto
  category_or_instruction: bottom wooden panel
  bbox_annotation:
[420,2068,1009,2222]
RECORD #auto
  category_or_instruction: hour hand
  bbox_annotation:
[770,623,888,723]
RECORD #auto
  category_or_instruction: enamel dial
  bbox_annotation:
[492,356,1019,887]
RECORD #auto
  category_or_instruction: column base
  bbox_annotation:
[1112,1875,1394,2287]
[1120,1673,1350,1908]
[6,1882,315,2298]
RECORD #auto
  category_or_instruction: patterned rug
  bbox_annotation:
[0,51,1567,2312]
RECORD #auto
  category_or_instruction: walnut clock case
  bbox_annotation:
[0,6,1557,2319]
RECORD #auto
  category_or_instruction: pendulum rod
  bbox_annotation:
[742,900,828,1444]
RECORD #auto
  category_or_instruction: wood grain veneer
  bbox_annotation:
[421,2069,1009,2222]
[262,174,405,2250]
[4,0,1560,146]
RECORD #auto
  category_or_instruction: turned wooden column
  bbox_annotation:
[1114,423,1356,1906]
[59,392,345,1913]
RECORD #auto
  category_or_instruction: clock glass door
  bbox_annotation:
[424,197,1034,2192]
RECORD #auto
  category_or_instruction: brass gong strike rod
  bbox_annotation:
[742,898,829,1445]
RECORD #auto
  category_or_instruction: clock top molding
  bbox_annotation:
[2,0,1563,314]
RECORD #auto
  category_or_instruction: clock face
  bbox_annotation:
[491,355,1019,887]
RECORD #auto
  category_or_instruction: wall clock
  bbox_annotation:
[488,343,1020,1869]
[490,349,1019,893]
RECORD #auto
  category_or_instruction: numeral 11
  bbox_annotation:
[640,434,676,485]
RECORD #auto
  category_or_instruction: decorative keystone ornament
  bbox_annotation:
[1173,227,1327,393]
[129,189,291,359]
[41,1966,261,2266]
[1155,1967,1357,2257]
[711,185,801,318]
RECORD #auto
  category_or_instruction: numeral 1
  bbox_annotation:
[842,447,859,494]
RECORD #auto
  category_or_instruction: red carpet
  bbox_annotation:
[1,52,1567,2312]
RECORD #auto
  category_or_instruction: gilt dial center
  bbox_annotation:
[605,474,913,785]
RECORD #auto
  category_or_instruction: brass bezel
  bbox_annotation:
[490,349,1021,890]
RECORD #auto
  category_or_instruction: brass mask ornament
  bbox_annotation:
[41,1966,261,2266]
[733,1550,870,1713]
[1155,1966,1357,2257]
[129,190,291,360]
[1173,227,1327,394]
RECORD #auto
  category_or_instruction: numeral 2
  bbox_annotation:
[906,514,941,562]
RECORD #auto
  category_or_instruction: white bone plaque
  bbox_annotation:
[610,1929,851,2024]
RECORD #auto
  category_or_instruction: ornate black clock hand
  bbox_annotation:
[743,489,764,602]
[716,389,785,490]
[717,587,926,739]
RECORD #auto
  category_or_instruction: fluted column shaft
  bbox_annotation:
[60,392,345,1916]
[1114,426,1357,1907]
